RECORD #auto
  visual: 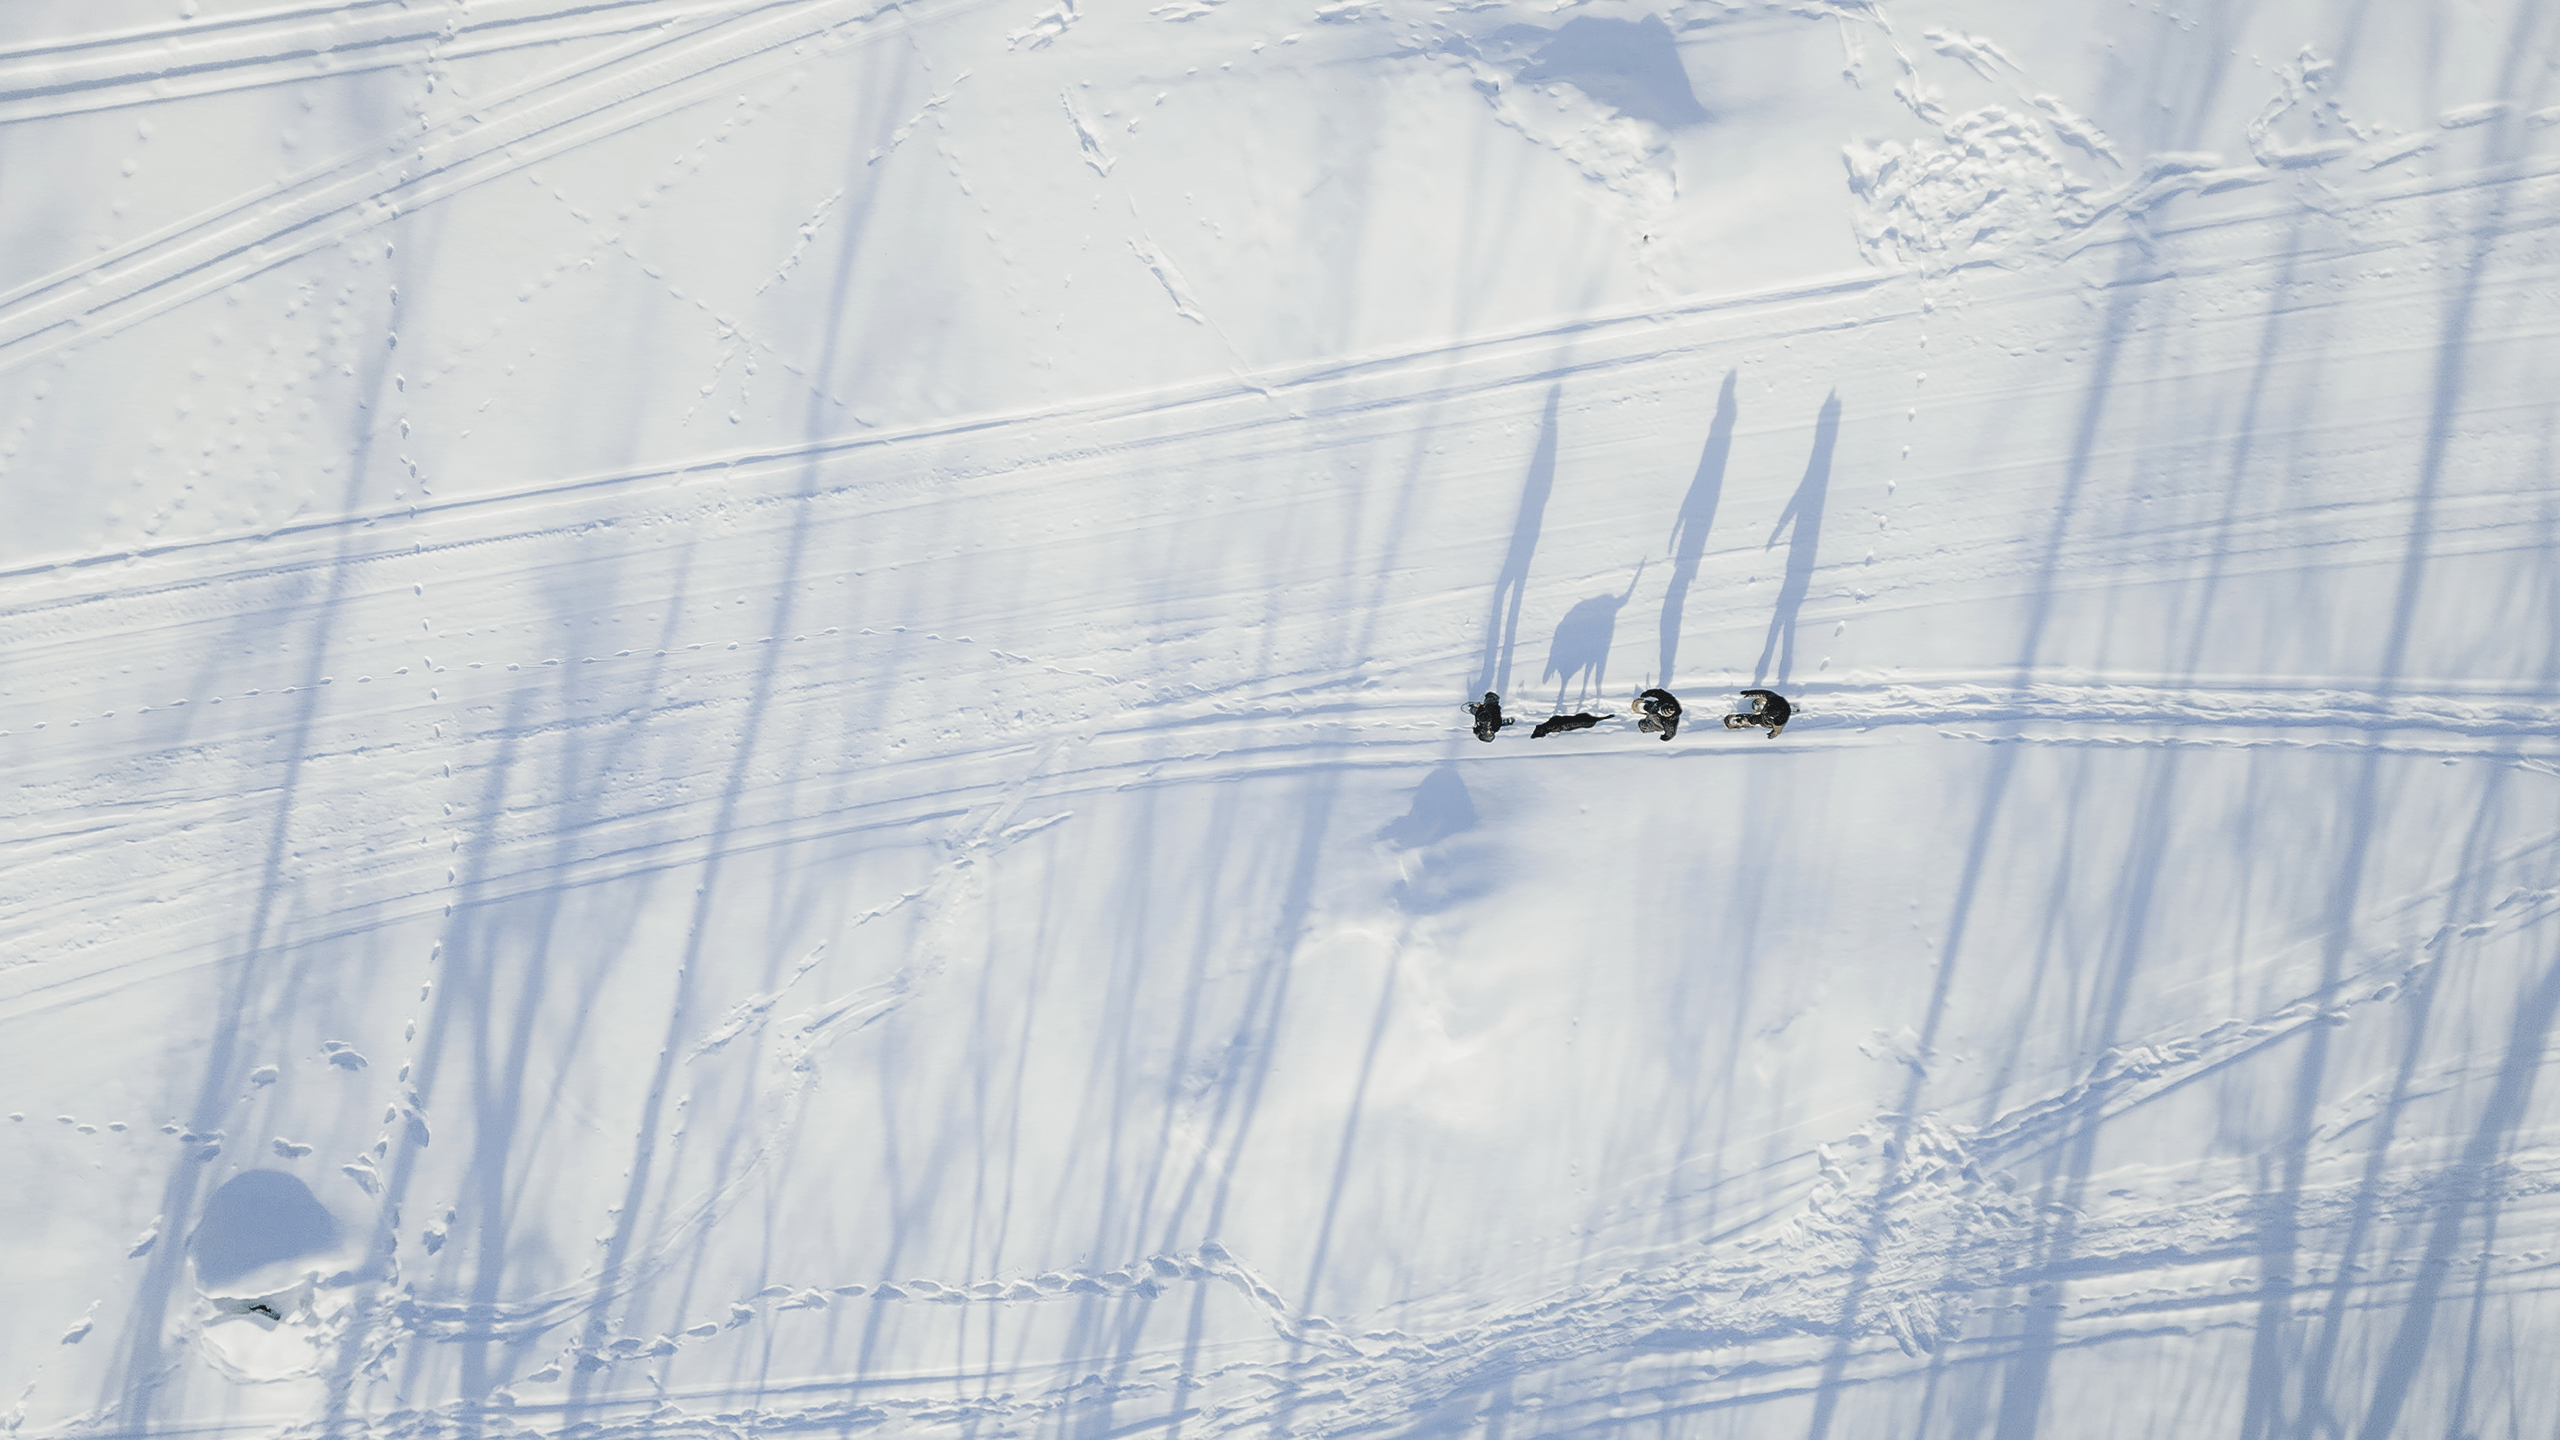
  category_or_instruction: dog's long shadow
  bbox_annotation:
[1543,561,1644,711]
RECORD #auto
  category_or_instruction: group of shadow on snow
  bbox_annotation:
[1468,374,1837,754]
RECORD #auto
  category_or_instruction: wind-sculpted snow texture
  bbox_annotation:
[6,0,2560,1436]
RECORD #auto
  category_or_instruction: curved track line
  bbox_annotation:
[0,0,1003,376]
[0,0,763,126]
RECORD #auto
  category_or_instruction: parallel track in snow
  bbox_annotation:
[0,0,782,125]
[0,0,1005,374]
[75,874,2560,1438]
[7,30,2560,1431]
[9,662,2555,1023]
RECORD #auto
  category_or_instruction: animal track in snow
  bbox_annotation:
[1062,90,1116,177]
[0,0,958,373]
[535,1243,1350,1377]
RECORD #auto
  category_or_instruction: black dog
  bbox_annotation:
[1531,712,1609,739]
[1465,691,1515,743]
[1632,687,1682,741]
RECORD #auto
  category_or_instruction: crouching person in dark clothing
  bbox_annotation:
[1466,692,1514,743]
[1632,688,1682,741]
[1723,688,1793,738]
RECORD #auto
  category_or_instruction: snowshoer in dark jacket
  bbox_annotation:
[1723,688,1792,737]
[1466,692,1515,743]
[1632,688,1682,741]
[1531,712,1609,739]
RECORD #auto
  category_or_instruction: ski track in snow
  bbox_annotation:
[0,0,1005,375]
[0,1,786,127]
[61,886,2560,1438]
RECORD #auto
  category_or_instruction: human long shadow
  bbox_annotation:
[1658,371,1736,687]
[1475,386,1561,696]
[1754,393,1837,688]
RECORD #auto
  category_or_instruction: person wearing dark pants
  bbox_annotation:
[1632,688,1683,741]
[1723,688,1792,737]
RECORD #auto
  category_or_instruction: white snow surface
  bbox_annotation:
[5,0,2560,1434]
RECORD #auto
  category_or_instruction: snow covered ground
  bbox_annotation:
[6,0,2560,1434]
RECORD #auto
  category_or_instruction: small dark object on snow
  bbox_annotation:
[1723,688,1792,738]
[1531,712,1609,739]
[1632,688,1682,741]
[1466,692,1515,743]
